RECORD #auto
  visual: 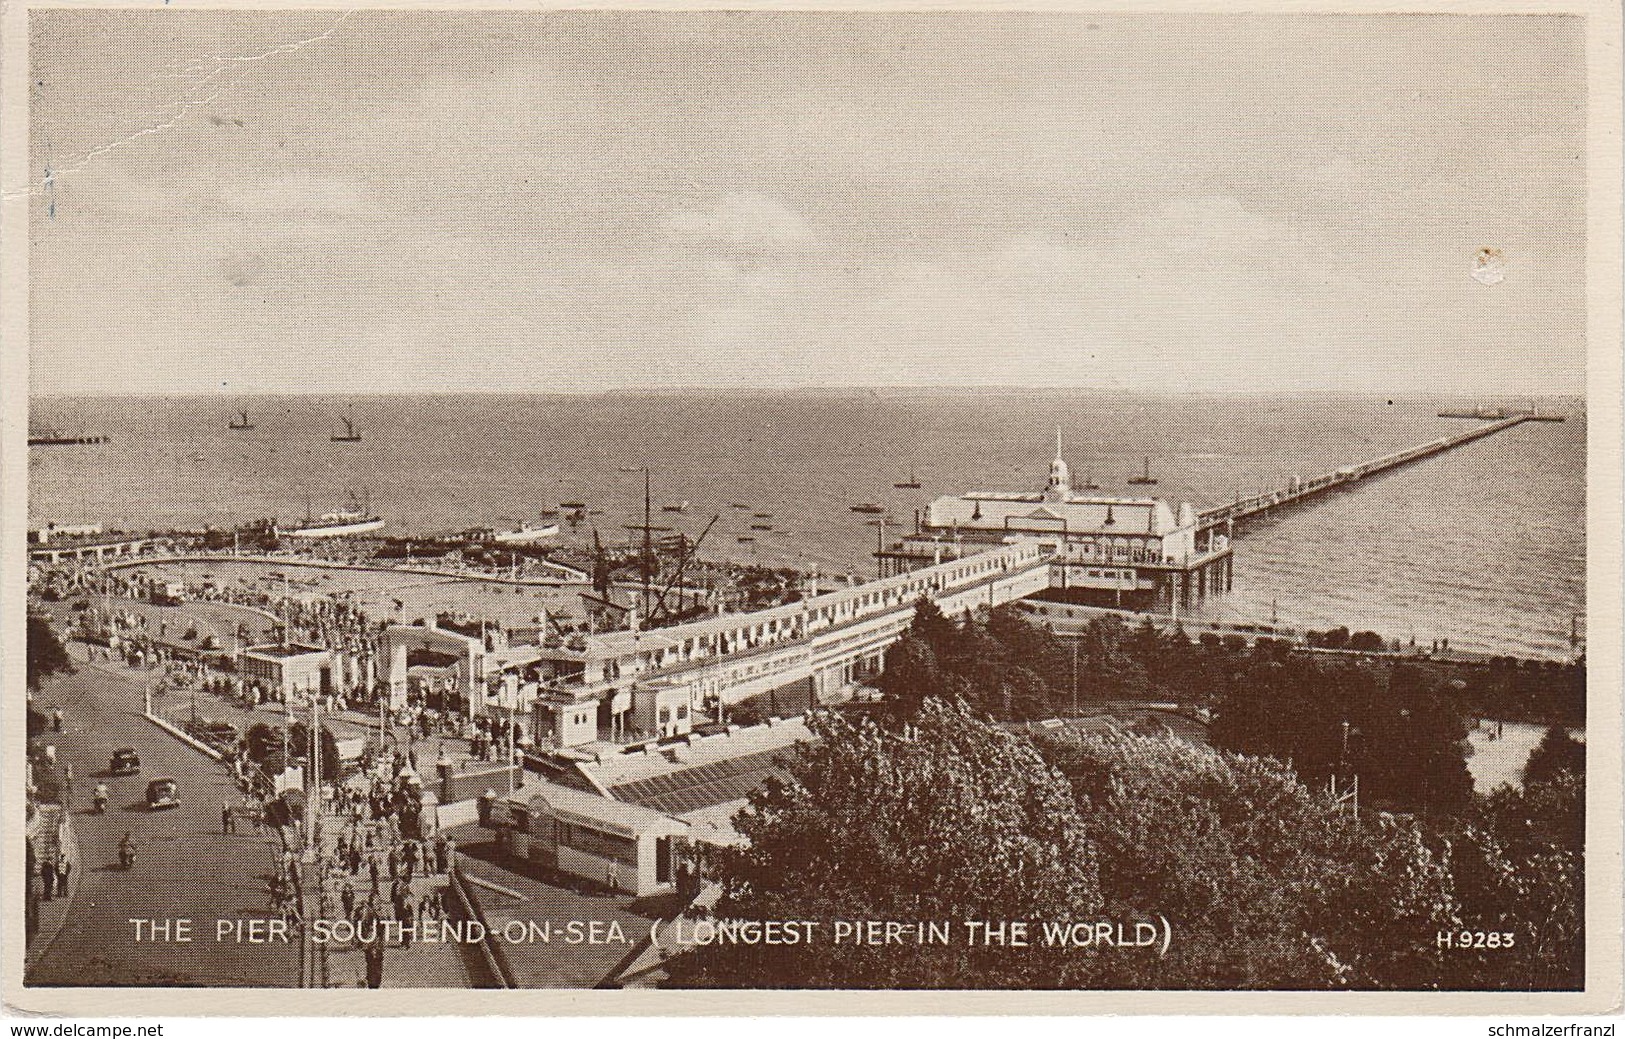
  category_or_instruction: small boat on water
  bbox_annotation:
[753,512,773,519]
[1127,457,1158,486]
[736,535,757,543]
[229,410,255,431]
[331,416,362,443]
[729,503,751,510]
[491,519,562,544]
[751,523,773,531]
[662,501,690,513]
[1073,472,1101,491]
[894,468,921,489]
[559,501,587,510]
[850,503,886,514]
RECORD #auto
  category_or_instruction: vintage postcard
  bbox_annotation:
[4,0,1620,1018]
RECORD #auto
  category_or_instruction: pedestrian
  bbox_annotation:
[55,853,72,897]
[40,857,57,901]
[398,897,415,948]
[434,834,448,874]
[443,836,455,875]
[340,880,356,919]
[222,801,235,835]
[61,765,73,808]
[51,707,63,732]
[606,863,619,893]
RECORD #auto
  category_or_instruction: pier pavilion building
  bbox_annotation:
[877,431,1232,612]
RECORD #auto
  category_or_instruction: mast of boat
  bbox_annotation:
[642,468,654,615]
[875,517,886,579]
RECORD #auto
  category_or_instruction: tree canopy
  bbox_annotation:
[668,700,1103,989]
[27,613,73,692]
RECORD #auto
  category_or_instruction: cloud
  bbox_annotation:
[662,191,815,251]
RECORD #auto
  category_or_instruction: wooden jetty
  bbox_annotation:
[1198,413,1554,533]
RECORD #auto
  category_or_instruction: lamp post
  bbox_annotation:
[1070,637,1079,718]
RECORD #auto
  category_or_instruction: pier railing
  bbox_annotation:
[1197,414,1536,532]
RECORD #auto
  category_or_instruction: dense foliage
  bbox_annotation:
[668,701,1103,988]
[671,598,1585,991]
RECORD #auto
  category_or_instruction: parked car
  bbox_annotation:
[109,748,141,776]
[145,777,179,810]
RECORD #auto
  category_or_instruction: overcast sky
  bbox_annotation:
[28,11,1586,397]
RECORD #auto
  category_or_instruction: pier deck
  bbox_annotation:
[1197,413,1549,532]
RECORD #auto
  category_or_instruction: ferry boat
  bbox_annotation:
[850,503,886,514]
[278,506,384,539]
[894,468,921,489]
[491,519,562,544]
[330,416,362,443]
[1127,457,1158,486]
[229,410,255,431]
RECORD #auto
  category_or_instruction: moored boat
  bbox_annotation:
[491,520,562,544]
[278,507,384,538]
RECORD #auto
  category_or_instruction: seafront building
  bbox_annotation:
[877,431,1232,611]
[491,717,813,896]
[239,642,336,703]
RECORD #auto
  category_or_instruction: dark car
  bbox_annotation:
[109,748,141,776]
[145,777,179,810]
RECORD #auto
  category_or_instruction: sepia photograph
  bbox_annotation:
[7,2,1619,1016]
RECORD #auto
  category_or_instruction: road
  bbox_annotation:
[25,646,300,987]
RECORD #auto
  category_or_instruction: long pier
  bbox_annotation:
[1197,413,1547,532]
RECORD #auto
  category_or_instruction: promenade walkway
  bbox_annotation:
[308,779,471,988]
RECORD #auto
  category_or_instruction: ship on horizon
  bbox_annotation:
[229,410,255,431]
[331,416,362,442]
